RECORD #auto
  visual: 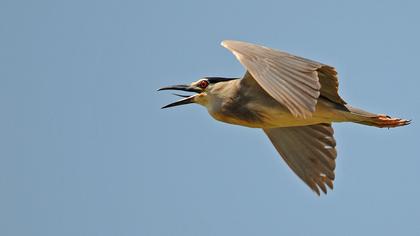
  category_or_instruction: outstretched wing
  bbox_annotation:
[222,40,345,118]
[263,124,337,195]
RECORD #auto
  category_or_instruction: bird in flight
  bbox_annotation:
[158,40,410,195]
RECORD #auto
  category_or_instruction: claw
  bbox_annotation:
[376,115,411,128]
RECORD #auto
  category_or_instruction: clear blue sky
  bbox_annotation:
[1,0,419,235]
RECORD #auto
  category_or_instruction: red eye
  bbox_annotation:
[198,80,209,89]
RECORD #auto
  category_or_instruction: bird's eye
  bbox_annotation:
[198,80,209,89]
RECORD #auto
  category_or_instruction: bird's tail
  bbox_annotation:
[345,105,410,128]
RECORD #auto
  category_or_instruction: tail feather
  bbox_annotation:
[345,105,411,128]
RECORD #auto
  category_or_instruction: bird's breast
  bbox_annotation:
[208,110,263,128]
[207,98,278,128]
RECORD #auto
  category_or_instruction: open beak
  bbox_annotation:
[158,84,200,109]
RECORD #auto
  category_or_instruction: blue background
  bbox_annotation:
[1,0,419,235]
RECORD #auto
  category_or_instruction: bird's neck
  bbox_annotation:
[203,80,240,111]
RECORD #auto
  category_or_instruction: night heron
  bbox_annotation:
[158,40,410,195]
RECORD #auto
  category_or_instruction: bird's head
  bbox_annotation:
[158,77,238,109]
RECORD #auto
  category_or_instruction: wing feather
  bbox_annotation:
[222,40,346,117]
[263,123,337,195]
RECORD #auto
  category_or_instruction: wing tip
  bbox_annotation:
[221,40,238,50]
[312,176,334,196]
[221,40,232,48]
[221,39,250,50]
